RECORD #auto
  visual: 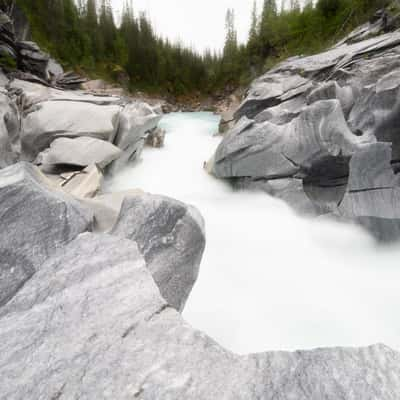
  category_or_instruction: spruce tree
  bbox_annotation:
[248,1,260,67]
[260,0,277,57]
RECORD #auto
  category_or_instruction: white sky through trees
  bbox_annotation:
[109,0,267,53]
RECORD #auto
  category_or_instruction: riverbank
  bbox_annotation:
[106,112,400,355]
[2,6,400,400]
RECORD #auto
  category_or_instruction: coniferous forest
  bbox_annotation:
[17,0,389,96]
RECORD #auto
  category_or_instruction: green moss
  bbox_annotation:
[0,53,17,71]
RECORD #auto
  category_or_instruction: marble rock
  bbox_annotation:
[109,102,161,173]
[21,100,121,160]
[0,162,93,306]
[111,193,205,311]
[0,233,399,399]
[38,136,122,169]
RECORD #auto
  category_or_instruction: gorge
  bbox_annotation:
[2,2,400,399]
[108,112,400,355]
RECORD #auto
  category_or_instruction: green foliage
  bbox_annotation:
[317,0,343,17]
[16,0,212,96]
[15,0,388,96]
[0,52,17,71]
[231,0,389,84]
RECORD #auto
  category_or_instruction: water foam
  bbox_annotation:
[106,112,400,354]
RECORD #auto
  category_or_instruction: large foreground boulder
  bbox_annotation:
[111,194,206,311]
[0,162,93,307]
[1,232,399,399]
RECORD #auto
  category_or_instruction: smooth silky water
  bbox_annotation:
[105,112,400,354]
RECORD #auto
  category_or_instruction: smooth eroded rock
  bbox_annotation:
[213,100,370,181]
[109,102,161,173]
[338,142,400,240]
[21,101,121,160]
[111,193,205,311]
[0,162,93,306]
[37,136,122,169]
[0,233,399,399]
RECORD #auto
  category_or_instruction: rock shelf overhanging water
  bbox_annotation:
[107,112,400,356]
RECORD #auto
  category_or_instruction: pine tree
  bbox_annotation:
[249,1,259,42]
[99,0,117,59]
[223,8,238,58]
[281,0,286,14]
[248,0,260,67]
[290,0,301,11]
[260,0,277,56]
[221,8,240,85]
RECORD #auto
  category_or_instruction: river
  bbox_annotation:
[105,112,400,355]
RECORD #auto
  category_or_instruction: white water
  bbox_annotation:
[106,112,400,355]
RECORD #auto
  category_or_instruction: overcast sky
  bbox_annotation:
[110,0,265,53]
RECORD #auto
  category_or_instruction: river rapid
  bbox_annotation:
[105,112,400,355]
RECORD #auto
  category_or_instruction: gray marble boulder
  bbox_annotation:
[235,72,313,120]
[0,89,19,168]
[21,100,122,160]
[80,189,143,232]
[235,30,400,122]
[306,81,356,118]
[0,162,93,307]
[338,143,400,241]
[210,25,400,241]
[111,193,205,311]
[213,100,370,181]
[37,136,122,169]
[109,102,162,173]
[9,79,123,109]
[235,177,328,216]
[9,79,162,177]
[1,232,400,399]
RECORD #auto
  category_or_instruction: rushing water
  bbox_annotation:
[106,112,400,355]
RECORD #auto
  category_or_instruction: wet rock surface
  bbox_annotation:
[211,13,400,242]
[1,182,400,399]
[1,7,400,399]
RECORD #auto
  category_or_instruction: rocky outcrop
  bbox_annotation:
[218,93,241,134]
[0,86,19,167]
[0,73,161,199]
[111,194,206,311]
[1,7,400,399]
[108,102,162,173]
[336,142,400,241]
[0,9,87,89]
[210,11,400,241]
[146,126,165,147]
[213,100,370,180]
[0,162,93,306]
[36,135,122,169]
[21,100,122,160]
[0,167,399,398]
[80,189,144,232]
[1,231,400,399]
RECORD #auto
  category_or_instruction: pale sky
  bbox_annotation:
[110,0,265,53]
